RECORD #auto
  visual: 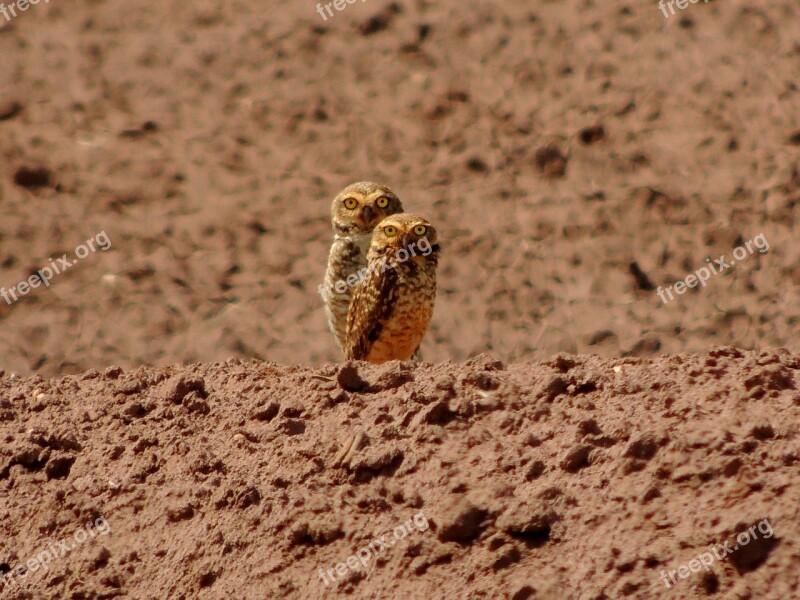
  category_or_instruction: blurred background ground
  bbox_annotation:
[0,0,799,376]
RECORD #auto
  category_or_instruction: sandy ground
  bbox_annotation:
[1,0,800,598]
[0,0,799,376]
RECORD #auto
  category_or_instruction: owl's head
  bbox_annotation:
[368,213,440,263]
[331,181,403,236]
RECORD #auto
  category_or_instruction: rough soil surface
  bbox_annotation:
[1,1,800,599]
[1,349,799,599]
[1,0,799,376]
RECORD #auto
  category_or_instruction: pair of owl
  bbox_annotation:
[322,181,440,363]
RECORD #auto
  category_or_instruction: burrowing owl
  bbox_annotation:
[345,214,440,363]
[321,182,404,352]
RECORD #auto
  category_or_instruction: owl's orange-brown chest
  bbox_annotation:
[361,260,437,363]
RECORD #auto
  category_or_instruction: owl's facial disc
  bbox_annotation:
[333,184,402,236]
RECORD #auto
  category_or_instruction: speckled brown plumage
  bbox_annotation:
[345,214,440,363]
[321,182,404,353]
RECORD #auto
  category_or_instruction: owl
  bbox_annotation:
[345,214,440,363]
[321,182,404,352]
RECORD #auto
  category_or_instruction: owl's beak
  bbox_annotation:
[360,206,376,224]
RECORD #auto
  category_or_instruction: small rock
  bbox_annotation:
[588,330,616,345]
[728,523,778,574]
[465,157,489,173]
[524,460,546,481]
[337,364,367,392]
[45,455,75,480]
[234,486,261,509]
[251,401,280,422]
[641,486,661,503]
[579,124,605,145]
[750,424,775,440]
[13,166,55,189]
[700,571,720,594]
[123,402,148,418]
[416,401,455,426]
[350,446,403,481]
[198,571,218,588]
[625,436,659,461]
[358,2,401,35]
[437,499,488,544]
[279,419,306,436]
[288,519,343,546]
[182,391,210,415]
[723,458,742,477]
[492,546,522,570]
[534,144,568,177]
[561,446,592,473]
[539,375,568,402]
[104,366,124,380]
[0,99,22,120]
[165,375,207,404]
[497,504,558,544]
[629,261,656,291]
[90,547,111,571]
[511,585,536,600]
[167,504,195,522]
[578,419,602,436]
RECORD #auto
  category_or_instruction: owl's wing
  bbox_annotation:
[345,260,400,360]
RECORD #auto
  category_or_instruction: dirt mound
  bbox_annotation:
[1,349,798,598]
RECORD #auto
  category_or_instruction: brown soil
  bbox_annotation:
[1,0,799,598]
[0,1,799,375]
[1,349,799,599]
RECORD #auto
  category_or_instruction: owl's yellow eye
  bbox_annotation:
[376,196,390,208]
[343,198,358,210]
[383,226,397,237]
[413,225,427,236]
